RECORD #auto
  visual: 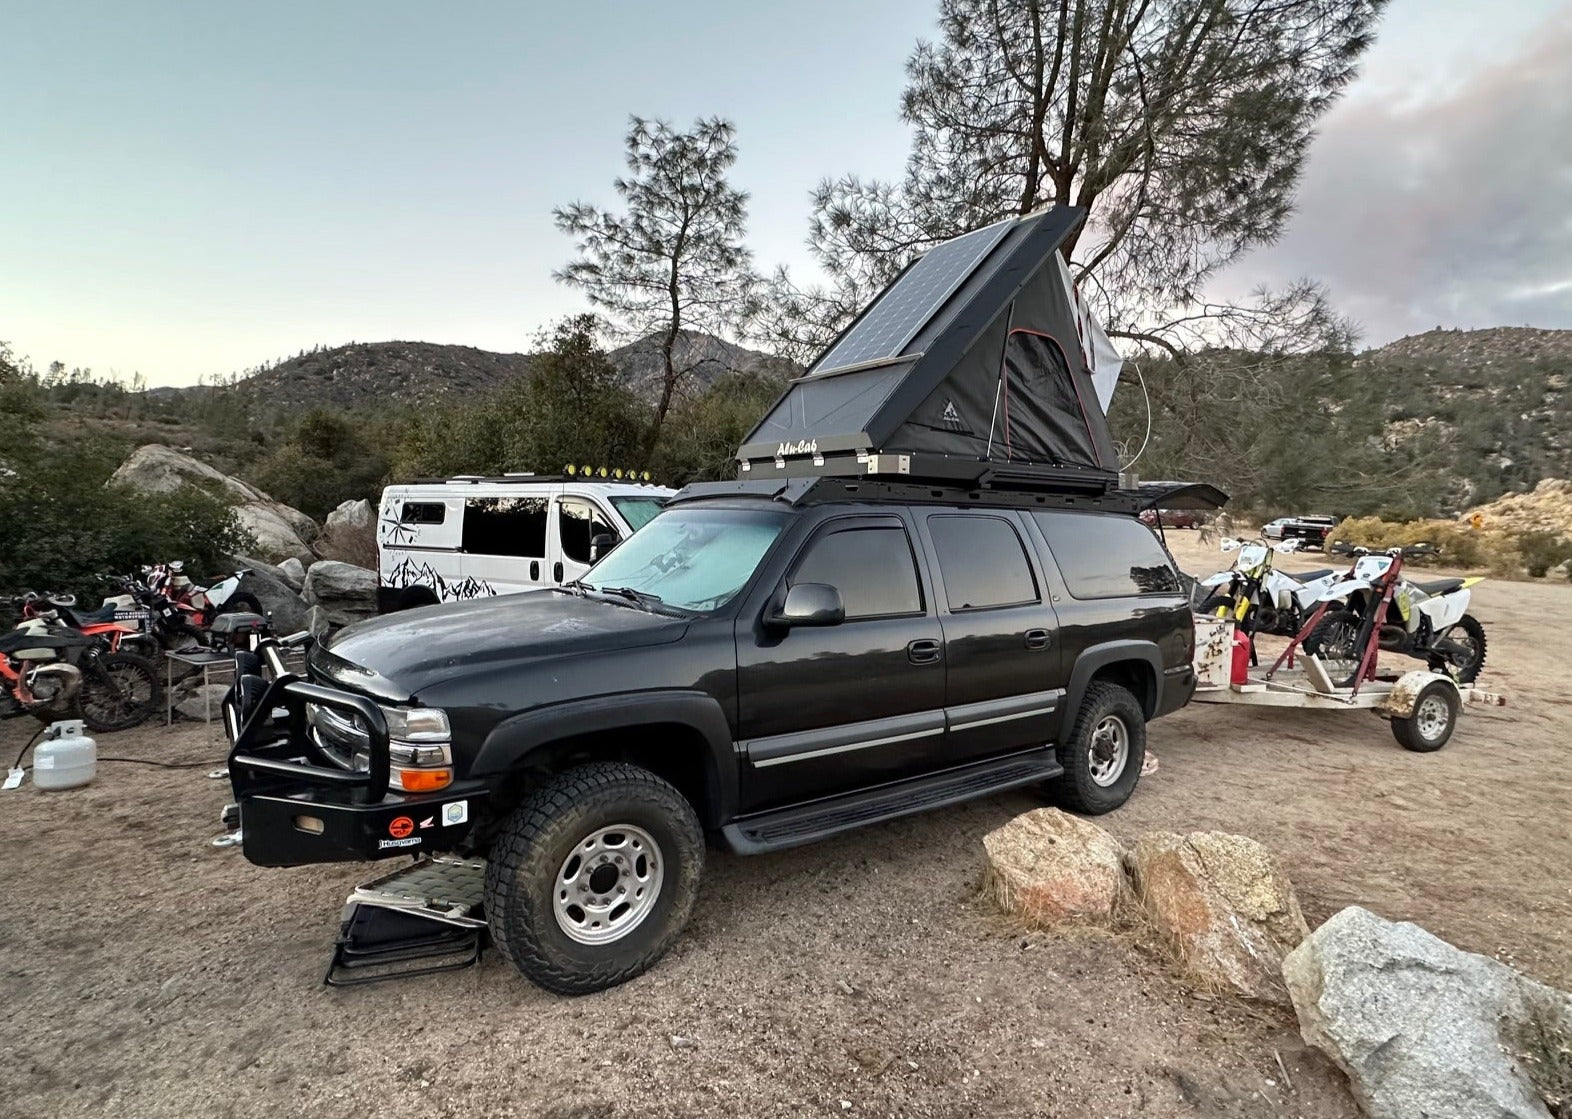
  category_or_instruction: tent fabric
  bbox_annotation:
[1055,253,1124,410]
[739,206,1124,477]
[999,330,1100,467]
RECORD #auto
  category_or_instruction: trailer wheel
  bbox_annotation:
[1390,681,1459,752]
[483,762,704,995]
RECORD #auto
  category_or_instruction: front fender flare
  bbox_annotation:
[1066,640,1165,720]
[470,690,737,826]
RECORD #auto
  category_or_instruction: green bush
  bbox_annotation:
[1518,531,1572,579]
[0,428,254,602]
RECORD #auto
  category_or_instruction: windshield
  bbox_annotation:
[582,506,788,613]
[609,495,666,532]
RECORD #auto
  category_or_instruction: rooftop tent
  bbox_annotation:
[738,206,1124,488]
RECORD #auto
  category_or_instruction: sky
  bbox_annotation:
[3,0,1570,387]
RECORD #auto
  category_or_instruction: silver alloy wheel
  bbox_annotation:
[1088,715,1129,787]
[1415,694,1450,742]
[552,823,664,946]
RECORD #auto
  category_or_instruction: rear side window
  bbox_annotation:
[462,497,547,558]
[927,514,1038,610]
[791,525,922,619]
[399,501,445,525]
[1033,512,1180,598]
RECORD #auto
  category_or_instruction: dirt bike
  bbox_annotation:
[131,564,264,648]
[0,614,163,731]
[18,589,160,660]
[1195,537,1345,639]
[1302,545,1487,687]
[157,562,263,631]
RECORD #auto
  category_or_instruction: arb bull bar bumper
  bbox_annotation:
[224,639,486,868]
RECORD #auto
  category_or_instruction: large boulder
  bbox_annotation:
[982,809,1126,926]
[107,444,318,563]
[325,499,373,533]
[236,565,311,634]
[1125,831,1308,1004]
[277,557,306,592]
[1284,906,1572,1119]
[303,560,377,626]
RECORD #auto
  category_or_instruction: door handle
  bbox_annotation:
[553,562,564,583]
[1024,628,1051,650]
[907,638,942,665]
[530,561,540,581]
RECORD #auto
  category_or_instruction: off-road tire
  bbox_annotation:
[1197,594,1235,618]
[76,652,162,732]
[1050,681,1146,815]
[1303,608,1364,686]
[483,762,704,995]
[1428,613,1487,684]
[1390,679,1459,752]
[398,586,441,611]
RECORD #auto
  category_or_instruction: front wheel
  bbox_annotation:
[76,652,162,731]
[1050,681,1146,815]
[1429,614,1487,684]
[1303,608,1365,686]
[483,763,704,994]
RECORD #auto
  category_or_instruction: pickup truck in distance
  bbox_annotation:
[225,476,1197,994]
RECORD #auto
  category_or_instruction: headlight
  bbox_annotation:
[381,705,450,743]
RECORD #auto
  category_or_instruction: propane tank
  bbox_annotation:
[32,720,97,790]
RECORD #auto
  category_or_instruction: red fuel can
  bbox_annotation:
[1230,629,1252,685]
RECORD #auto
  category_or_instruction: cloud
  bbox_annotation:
[1220,12,1572,345]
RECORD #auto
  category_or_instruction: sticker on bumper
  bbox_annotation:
[442,800,468,826]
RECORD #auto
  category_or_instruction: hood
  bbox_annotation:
[311,591,688,701]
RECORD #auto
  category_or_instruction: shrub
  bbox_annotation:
[1328,517,1572,578]
[0,431,255,601]
[1517,531,1572,579]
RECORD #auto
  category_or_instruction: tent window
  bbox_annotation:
[995,329,1101,468]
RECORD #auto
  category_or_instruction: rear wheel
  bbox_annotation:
[1390,680,1459,752]
[1051,681,1146,815]
[1428,614,1486,684]
[76,652,162,731]
[483,762,704,994]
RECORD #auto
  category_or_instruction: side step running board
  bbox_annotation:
[722,750,1062,855]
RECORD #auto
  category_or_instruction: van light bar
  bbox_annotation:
[564,464,654,482]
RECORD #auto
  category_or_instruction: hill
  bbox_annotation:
[1363,327,1572,505]
[226,342,535,409]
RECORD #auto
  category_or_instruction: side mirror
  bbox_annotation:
[768,582,845,628]
[589,532,619,562]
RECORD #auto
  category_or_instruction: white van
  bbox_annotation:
[375,474,675,612]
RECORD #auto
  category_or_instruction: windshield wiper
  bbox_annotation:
[599,585,664,609]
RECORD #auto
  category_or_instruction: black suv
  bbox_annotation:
[225,477,1196,993]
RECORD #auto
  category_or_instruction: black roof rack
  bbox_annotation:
[396,475,664,487]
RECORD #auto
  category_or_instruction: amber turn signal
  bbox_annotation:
[394,767,453,793]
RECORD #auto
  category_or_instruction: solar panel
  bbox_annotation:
[809,218,1015,376]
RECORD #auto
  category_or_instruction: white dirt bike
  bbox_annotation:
[1195,537,1344,639]
[1302,545,1487,686]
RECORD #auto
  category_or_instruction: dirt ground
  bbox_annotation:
[3,536,1568,1119]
